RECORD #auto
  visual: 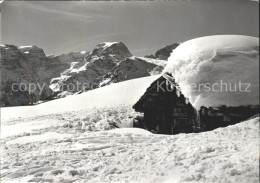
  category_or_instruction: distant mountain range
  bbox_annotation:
[0,42,179,107]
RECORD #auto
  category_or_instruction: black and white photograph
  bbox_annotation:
[0,0,259,182]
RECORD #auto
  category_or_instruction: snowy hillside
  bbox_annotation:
[1,73,258,183]
[1,75,160,121]
[165,35,259,109]
[1,111,259,183]
[1,35,258,183]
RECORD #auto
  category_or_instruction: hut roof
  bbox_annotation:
[133,73,190,112]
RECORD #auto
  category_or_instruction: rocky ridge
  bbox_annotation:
[1,42,179,106]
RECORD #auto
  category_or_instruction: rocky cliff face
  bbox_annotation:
[49,42,132,97]
[1,42,171,106]
[0,45,52,106]
[0,45,89,106]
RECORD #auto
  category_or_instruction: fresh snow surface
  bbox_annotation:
[1,75,160,121]
[107,128,152,135]
[6,132,72,145]
[1,113,259,183]
[165,35,259,109]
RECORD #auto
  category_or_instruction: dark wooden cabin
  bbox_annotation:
[133,73,198,134]
[199,105,259,131]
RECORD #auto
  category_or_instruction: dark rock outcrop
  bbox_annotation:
[0,45,90,106]
[145,43,180,60]
[0,45,52,106]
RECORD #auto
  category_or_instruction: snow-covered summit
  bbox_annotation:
[91,41,132,60]
[18,45,43,52]
[165,35,259,109]
[19,45,47,58]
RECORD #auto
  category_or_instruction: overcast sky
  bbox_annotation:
[1,0,259,56]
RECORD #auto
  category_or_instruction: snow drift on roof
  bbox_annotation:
[165,35,259,109]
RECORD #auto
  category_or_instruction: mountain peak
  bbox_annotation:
[17,45,46,57]
[100,42,119,47]
[18,45,42,51]
[91,41,132,59]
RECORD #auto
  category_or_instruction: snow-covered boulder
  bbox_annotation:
[165,35,259,109]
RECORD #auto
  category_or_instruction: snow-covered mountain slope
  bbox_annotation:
[49,54,118,97]
[1,108,258,183]
[49,42,166,97]
[99,57,165,86]
[1,75,160,121]
[44,51,90,87]
[165,35,259,109]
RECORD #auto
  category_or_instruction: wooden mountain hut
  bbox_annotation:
[133,73,198,134]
